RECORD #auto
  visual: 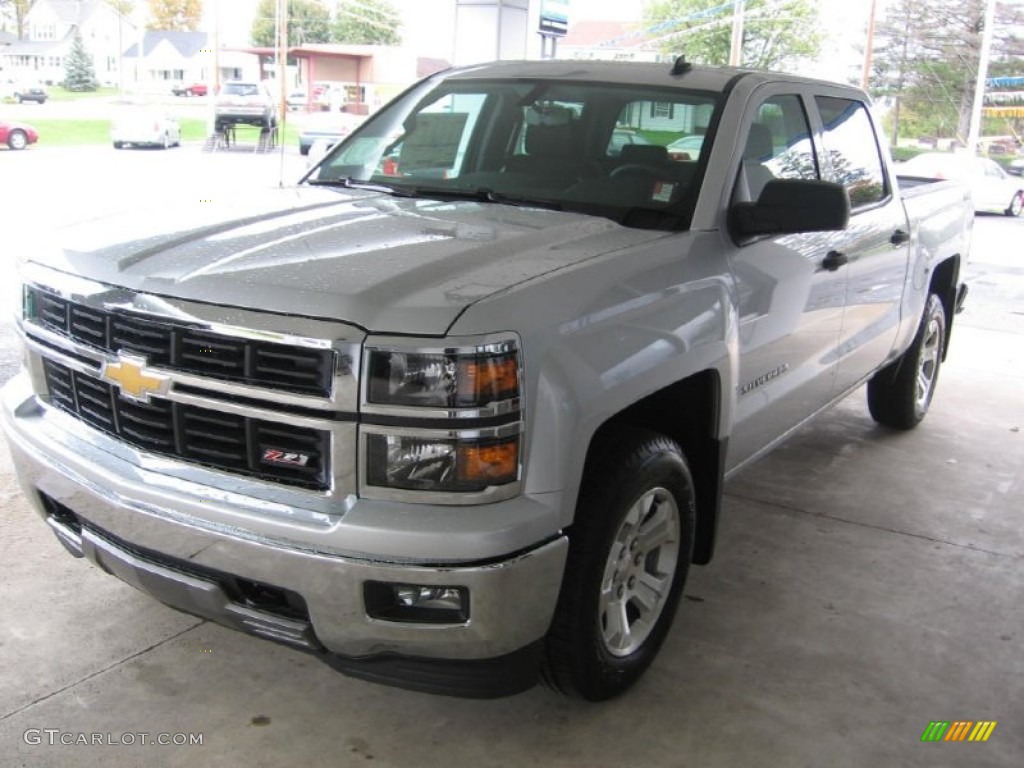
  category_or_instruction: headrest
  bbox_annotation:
[525,105,574,126]
[524,120,574,156]
[744,123,773,161]
[620,144,669,166]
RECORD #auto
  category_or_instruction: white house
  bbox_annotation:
[122,31,257,92]
[0,0,135,86]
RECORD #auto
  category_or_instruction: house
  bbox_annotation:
[557,20,660,63]
[121,30,258,93]
[0,0,135,86]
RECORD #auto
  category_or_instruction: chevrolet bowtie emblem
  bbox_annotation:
[100,354,169,403]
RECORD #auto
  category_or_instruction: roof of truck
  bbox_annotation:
[434,59,866,97]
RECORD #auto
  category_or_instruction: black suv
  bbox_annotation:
[13,85,47,104]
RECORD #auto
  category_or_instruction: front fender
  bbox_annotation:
[449,230,736,530]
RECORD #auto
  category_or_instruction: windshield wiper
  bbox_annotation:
[405,185,564,210]
[307,177,415,196]
[308,178,565,211]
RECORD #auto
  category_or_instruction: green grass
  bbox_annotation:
[24,119,112,146]
[636,130,688,146]
[25,117,299,147]
[46,86,119,102]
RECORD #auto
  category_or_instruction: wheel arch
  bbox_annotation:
[577,369,725,566]
[928,254,961,360]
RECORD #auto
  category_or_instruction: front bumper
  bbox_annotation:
[1,374,568,692]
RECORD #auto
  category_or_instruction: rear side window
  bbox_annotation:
[815,96,887,209]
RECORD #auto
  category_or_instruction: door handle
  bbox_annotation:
[822,250,848,271]
[890,229,910,246]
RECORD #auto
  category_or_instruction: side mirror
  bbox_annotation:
[731,179,850,237]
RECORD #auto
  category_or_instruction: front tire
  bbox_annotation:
[8,129,28,150]
[1006,192,1023,218]
[867,293,946,429]
[542,429,695,700]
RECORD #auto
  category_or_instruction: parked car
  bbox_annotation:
[12,84,48,104]
[0,119,39,150]
[606,129,652,156]
[111,112,181,149]
[899,152,1023,217]
[171,82,208,97]
[214,80,277,133]
[667,134,705,160]
[287,90,309,110]
[298,111,359,155]
[3,60,973,701]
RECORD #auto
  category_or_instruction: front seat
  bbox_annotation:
[737,123,776,202]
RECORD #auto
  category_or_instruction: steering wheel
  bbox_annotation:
[610,163,666,180]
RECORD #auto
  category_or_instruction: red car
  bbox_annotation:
[0,119,38,150]
[172,82,208,97]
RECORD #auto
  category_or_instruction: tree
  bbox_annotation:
[251,0,331,47]
[0,0,36,40]
[332,0,400,45]
[107,0,136,16]
[147,0,202,31]
[872,0,1024,144]
[643,0,820,70]
[63,31,99,91]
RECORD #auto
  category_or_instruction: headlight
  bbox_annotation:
[360,336,523,502]
[365,430,519,493]
[365,341,519,411]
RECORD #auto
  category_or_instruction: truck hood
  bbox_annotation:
[31,187,663,335]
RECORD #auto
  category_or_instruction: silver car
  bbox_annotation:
[111,112,181,150]
[900,152,1024,216]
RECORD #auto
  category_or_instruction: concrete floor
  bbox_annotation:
[0,175,1021,764]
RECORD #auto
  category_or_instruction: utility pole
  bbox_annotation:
[861,0,878,91]
[729,0,744,66]
[966,0,997,155]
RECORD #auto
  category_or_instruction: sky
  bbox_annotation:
[207,0,877,64]
[209,0,649,49]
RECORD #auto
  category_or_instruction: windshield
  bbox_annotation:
[311,76,722,230]
[223,83,260,97]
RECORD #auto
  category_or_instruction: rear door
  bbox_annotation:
[812,95,911,395]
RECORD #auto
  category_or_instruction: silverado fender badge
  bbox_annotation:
[100,354,169,403]
[739,363,791,396]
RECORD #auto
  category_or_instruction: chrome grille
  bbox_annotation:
[28,287,335,397]
[41,359,330,490]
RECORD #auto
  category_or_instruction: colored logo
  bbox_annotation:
[921,721,997,742]
[262,449,310,468]
[100,354,169,403]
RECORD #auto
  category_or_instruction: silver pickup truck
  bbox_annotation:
[1,60,972,700]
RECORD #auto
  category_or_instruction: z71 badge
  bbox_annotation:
[261,449,310,467]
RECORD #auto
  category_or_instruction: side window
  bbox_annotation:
[735,94,816,202]
[815,96,887,208]
[753,95,818,181]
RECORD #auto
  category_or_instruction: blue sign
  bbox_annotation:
[540,0,569,36]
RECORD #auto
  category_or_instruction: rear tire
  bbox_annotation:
[1006,192,1023,218]
[542,428,695,700]
[867,294,946,429]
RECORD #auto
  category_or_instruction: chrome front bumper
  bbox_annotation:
[2,374,568,664]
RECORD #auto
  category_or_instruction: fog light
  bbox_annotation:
[364,581,469,624]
